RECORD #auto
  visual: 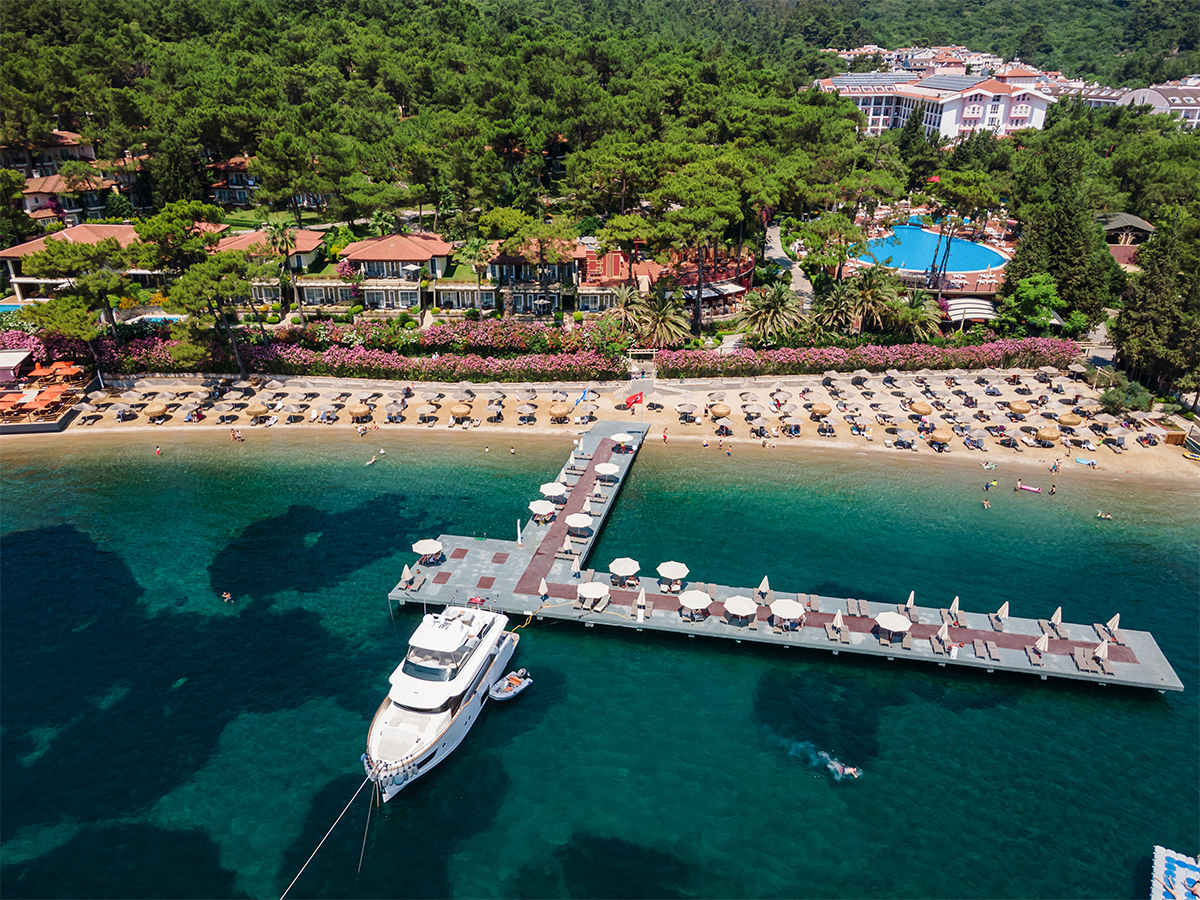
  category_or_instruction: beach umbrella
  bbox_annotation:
[486,402,504,414]
[354,390,375,401]
[152,391,177,402]
[550,390,569,401]
[930,427,954,443]
[723,595,758,617]
[540,482,568,497]
[213,402,235,412]
[1093,413,1119,425]
[751,417,771,428]
[565,514,592,535]
[384,402,405,413]
[996,601,1010,618]
[707,392,726,401]
[739,391,760,402]
[571,557,582,575]
[771,390,792,401]
[517,403,537,415]
[1106,613,1120,632]
[770,597,806,618]
[657,560,689,580]
[610,557,640,577]
[1093,639,1109,660]
[120,389,144,400]
[710,403,731,418]
[595,463,620,481]
[969,429,990,441]
[757,575,770,596]
[264,379,286,391]
[348,403,371,418]
[561,535,572,553]
[898,429,918,442]
[811,402,832,416]
[905,590,915,609]
[581,499,595,516]
[679,589,711,611]
[412,539,443,556]
[875,611,912,634]
[832,609,845,631]
[1036,426,1061,442]
[73,401,98,413]
[1034,633,1050,653]
[782,416,805,426]
[675,402,698,414]
[581,389,600,400]
[549,403,571,417]
[401,564,411,584]
[244,403,269,417]
[452,390,475,401]
[578,582,609,600]
[743,403,767,414]
[885,369,903,378]
[421,390,442,401]
[936,622,949,643]
[1057,413,1082,427]
[416,403,438,416]
[1068,363,1088,374]
[1037,365,1059,375]
[1009,400,1032,415]
[910,401,933,416]
[712,417,733,428]
[449,403,472,418]
[778,403,799,414]
[232,380,253,389]
[538,577,549,598]
[1051,606,1063,625]
[823,370,840,378]
[485,390,506,401]
[529,499,555,515]
[609,433,633,445]
[1144,425,1168,437]
[87,390,108,401]
[577,402,598,412]
[949,596,960,616]
[280,404,303,416]
[143,402,169,417]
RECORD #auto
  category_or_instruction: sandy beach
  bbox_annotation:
[7,369,1197,486]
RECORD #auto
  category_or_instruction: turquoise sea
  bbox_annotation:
[1,430,1197,899]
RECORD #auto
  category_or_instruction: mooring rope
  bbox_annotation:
[279,777,371,900]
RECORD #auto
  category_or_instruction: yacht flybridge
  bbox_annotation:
[363,606,518,800]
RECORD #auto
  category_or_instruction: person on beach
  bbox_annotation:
[367,456,377,466]
[1015,479,1023,491]
[510,447,515,455]
[230,428,237,441]
[155,446,161,457]
[235,430,244,442]
[1049,484,1056,495]
[702,439,709,448]
[983,499,991,509]
[662,427,668,444]
[485,446,489,452]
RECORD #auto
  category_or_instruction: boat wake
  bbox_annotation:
[768,732,862,781]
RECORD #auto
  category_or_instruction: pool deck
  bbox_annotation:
[389,420,1185,694]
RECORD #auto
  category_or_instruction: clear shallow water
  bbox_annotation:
[1,432,1196,899]
[857,224,1006,272]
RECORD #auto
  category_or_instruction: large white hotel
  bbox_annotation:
[812,71,1054,140]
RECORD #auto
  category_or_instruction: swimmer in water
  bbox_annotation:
[983,499,990,509]
[366,456,377,466]
[1097,511,1113,519]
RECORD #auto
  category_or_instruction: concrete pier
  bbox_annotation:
[389,421,1185,693]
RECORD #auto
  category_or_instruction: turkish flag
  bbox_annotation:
[627,392,644,405]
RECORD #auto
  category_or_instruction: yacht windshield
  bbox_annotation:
[401,658,453,682]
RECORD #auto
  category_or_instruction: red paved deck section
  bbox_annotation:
[515,439,619,598]
[491,553,509,565]
[450,548,468,560]
[477,576,495,590]
[433,571,452,585]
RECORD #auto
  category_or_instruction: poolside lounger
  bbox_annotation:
[580,569,594,583]
[824,623,838,641]
[839,627,852,644]
[706,584,716,600]
[988,614,1005,632]
[901,632,913,650]
[806,594,821,612]
[856,599,869,617]
[643,598,654,619]
[408,574,426,593]
[879,634,892,647]
[594,597,610,614]
[747,612,758,630]
[986,641,1001,662]
[1110,627,1126,645]
[574,594,587,610]
[931,637,946,655]
[1072,648,1089,672]
[1025,646,1044,666]
[554,550,577,560]
[773,621,784,634]
[1098,658,1114,676]
[973,639,987,659]
[1038,619,1054,635]
[1052,623,1069,640]
[846,598,857,617]
[941,609,955,626]
[906,607,920,623]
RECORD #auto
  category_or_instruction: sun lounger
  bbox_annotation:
[1052,623,1069,640]
[807,594,821,612]
[986,641,1001,662]
[931,637,946,655]
[879,634,892,647]
[1098,658,1114,676]
[1072,647,1090,672]
[856,599,869,617]
[773,621,784,634]
[580,569,594,583]
[643,597,654,619]
[706,584,716,600]
[901,632,913,650]
[846,598,857,617]
[594,597,610,614]
[1038,619,1054,635]
[574,594,587,610]
[905,607,919,623]
[824,623,838,641]
[941,609,956,625]
[554,549,577,560]
[407,574,426,593]
[839,627,851,644]
[748,612,758,629]
[1026,646,1044,666]
[988,613,1005,632]
[973,638,987,659]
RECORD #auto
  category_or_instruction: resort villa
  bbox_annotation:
[0,223,160,303]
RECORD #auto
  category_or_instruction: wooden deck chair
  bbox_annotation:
[1038,619,1054,635]
[857,599,870,617]
[772,620,784,634]
[839,627,852,644]
[973,639,987,659]
[931,637,946,655]
[1026,646,1044,666]
[846,598,857,617]
[643,597,654,619]
[706,584,716,600]
[823,622,837,641]
[940,609,955,625]
[580,569,594,583]
[408,574,426,592]
[879,634,892,647]
[986,641,1001,662]
[594,597,610,614]
[988,614,1005,632]
[807,594,821,612]
[1072,647,1088,671]
[901,632,913,650]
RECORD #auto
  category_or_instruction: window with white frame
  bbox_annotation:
[480,291,495,308]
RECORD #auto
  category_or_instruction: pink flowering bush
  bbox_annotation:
[0,329,49,360]
[655,337,1079,378]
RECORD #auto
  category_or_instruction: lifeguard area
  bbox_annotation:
[390,420,1184,694]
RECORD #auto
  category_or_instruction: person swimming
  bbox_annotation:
[366,456,377,466]
[1097,511,1113,519]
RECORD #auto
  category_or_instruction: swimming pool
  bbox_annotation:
[0,304,23,313]
[856,224,1005,272]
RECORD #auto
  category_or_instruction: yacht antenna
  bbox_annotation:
[279,777,371,900]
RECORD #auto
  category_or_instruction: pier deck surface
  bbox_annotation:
[389,421,1184,693]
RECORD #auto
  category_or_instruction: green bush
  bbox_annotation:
[271,302,281,312]
[464,307,481,320]
[291,315,301,324]
[266,315,280,324]
[404,320,418,330]
[333,314,351,323]
[573,310,584,323]
[553,311,565,324]
[430,306,442,315]
[349,305,364,315]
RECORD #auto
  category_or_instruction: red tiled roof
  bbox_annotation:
[342,233,453,262]
[0,223,141,258]
[216,229,324,255]
[23,173,115,195]
[487,238,588,264]
[968,79,1018,94]
[209,155,252,173]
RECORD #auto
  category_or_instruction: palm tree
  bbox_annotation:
[851,267,899,331]
[887,290,943,341]
[739,282,805,346]
[266,220,301,323]
[607,284,644,336]
[457,237,491,310]
[637,294,690,347]
[813,280,858,332]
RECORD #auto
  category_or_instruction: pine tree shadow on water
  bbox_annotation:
[206,494,440,602]
[0,823,247,900]
[0,525,358,844]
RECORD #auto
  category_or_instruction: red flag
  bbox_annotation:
[627,391,644,405]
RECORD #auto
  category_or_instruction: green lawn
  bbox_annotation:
[222,208,329,230]
[439,261,481,283]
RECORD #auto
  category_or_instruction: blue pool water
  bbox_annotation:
[0,304,22,313]
[858,225,1005,272]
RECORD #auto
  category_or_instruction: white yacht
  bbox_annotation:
[362,606,518,800]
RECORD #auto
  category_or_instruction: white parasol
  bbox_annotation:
[679,590,712,611]
[723,595,758,617]
[538,577,549,597]
[609,557,640,577]
[875,611,912,634]
[578,582,609,600]
[770,597,806,619]
[657,560,689,580]
[412,538,442,556]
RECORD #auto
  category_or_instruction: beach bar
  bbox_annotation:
[389,421,1184,693]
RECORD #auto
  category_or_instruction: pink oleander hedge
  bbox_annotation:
[654,338,1079,378]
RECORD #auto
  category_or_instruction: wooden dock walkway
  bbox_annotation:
[388,420,1184,693]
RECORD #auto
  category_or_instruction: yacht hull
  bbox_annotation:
[365,631,518,801]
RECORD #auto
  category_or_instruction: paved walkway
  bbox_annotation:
[765,225,814,311]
